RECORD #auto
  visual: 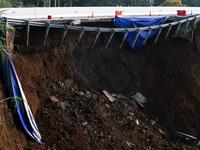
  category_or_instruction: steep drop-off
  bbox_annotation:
[0,21,200,149]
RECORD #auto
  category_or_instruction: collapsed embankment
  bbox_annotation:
[0,21,200,149]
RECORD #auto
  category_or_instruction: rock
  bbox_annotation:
[77,91,84,96]
[122,109,129,116]
[102,90,117,102]
[101,138,105,143]
[129,112,134,116]
[83,122,88,125]
[48,96,59,103]
[126,141,135,147]
[136,100,145,108]
[54,102,60,108]
[58,81,64,88]
[135,119,139,125]
[100,132,104,137]
[69,86,75,92]
[73,85,79,91]
[64,79,74,87]
[127,116,134,121]
[131,92,147,104]
[46,82,52,88]
[75,96,81,101]
[158,128,166,138]
[53,85,57,91]
[121,102,128,109]
[74,110,79,119]
[196,140,200,147]
[116,94,130,100]
[111,93,117,97]
[151,120,156,126]
[118,120,123,126]
[105,104,110,108]
[85,93,92,99]
[59,102,66,110]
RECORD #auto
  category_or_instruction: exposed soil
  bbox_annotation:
[0,21,200,149]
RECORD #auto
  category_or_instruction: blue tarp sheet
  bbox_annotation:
[0,50,43,144]
[113,17,167,51]
[0,17,42,144]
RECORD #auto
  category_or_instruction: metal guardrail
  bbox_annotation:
[3,15,200,49]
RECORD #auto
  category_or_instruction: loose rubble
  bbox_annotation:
[7,22,200,150]
[30,78,199,149]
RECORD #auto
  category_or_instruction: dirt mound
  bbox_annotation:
[0,21,200,149]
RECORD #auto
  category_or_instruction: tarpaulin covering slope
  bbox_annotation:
[0,50,43,144]
[113,17,167,51]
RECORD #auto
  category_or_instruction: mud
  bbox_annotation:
[0,21,200,149]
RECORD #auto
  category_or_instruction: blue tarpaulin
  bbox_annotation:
[113,17,167,51]
[0,17,43,144]
[0,50,43,144]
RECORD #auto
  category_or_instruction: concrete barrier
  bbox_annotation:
[1,7,200,20]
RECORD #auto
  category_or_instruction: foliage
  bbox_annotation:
[0,96,27,137]
[0,119,10,136]
[0,20,12,62]
[159,0,184,6]
[154,0,165,6]
[26,3,36,7]
[11,0,24,7]
[182,0,200,6]
[73,0,150,6]
[0,0,199,7]
[0,0,13,7]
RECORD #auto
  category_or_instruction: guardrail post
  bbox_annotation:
[165,23,172,40]
[120,29,129,48]
[131,29,141,47]
[26,21,30,46]
[91,28,101,49]
[59,25,68,46]
[105,29,115,49]
[143,27,152,45]
[154,26,163,44]
[73,27,85,48]
[173,21,182,37]
[193,17,198,29]
[43,23,50,46]
[183,19,190,35]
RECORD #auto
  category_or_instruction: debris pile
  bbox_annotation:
[30,78,194,149]
[3,23,200,150]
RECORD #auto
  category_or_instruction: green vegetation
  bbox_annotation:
[0,0,199,7]
[0,19,12,62]
[159,0,185,6]
[0,96,27,136]
[182,0,200,6]
[0,118,10,136]
[0,0,12,7]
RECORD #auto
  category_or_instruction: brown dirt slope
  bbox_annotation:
[0,21,200,149]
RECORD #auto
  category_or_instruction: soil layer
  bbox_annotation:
[0,21,200,149]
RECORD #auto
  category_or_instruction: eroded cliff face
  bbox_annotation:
[0,21,200,149]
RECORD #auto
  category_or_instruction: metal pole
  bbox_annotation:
[54,0,56,7]
[49,0,51,7]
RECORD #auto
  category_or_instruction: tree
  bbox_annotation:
[160,0,183,6]
[18,0,200,7]
[0,0,13,7]
[182,0,200,6]
[154,0,165,6]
